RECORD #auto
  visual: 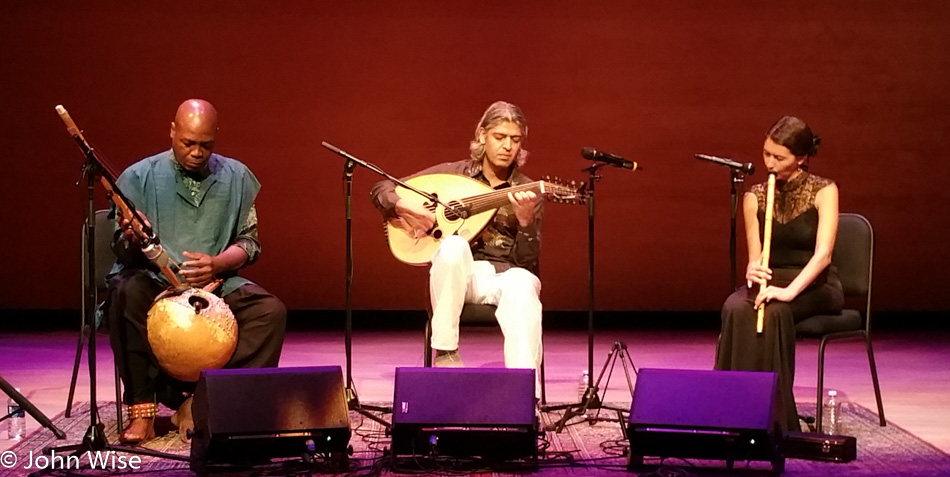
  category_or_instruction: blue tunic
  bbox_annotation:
[110,150,260,296]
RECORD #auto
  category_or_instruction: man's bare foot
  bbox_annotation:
[119,417,155,444]
[170,396,194,443]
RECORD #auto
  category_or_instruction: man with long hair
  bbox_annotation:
[371,101,543,392]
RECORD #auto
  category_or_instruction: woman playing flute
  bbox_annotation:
[715,116,842,431]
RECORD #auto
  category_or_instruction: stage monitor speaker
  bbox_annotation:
[391,367,537,461]
[627,368,785,473]
[190,366,351,474]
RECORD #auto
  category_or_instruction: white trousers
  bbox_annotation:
[429,235,543,379]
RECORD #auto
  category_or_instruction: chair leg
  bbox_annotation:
[815,337,829,434]
[864,334,886,427]
[65,324,89,417]
[423,318,433,367]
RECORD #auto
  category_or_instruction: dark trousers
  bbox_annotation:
[107,269,287,410]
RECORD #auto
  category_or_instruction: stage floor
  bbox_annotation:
[2,328,948,453]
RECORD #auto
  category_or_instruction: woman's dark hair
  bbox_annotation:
[766,115,821,158]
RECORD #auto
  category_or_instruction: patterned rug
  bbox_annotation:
[2,401,948,476]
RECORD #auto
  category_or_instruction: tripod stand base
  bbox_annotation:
[44,421,189,462]
[541,391,629,432]
[541,341,638,433]
[345,387,392,428]
[540,386,603,412]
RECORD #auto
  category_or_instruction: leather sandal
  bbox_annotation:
[119,402,157,445]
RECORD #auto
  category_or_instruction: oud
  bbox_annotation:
[385,173,585,265]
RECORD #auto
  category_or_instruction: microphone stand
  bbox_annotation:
[324,142,466,429]
[340,157,390,428]
[730,168,745,290]
[695,154,753,289]
[541,163,638,432]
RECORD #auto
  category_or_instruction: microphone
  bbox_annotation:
[581,147,641,171]
[694,154,755,175]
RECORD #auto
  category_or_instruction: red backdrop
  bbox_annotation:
[2,2,947,312]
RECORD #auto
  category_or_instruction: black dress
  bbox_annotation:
[715,171,844,431]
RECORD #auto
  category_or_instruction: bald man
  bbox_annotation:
[106,99,286,444]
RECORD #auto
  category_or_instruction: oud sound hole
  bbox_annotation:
[433,229,443,239]
[443,201,465,221]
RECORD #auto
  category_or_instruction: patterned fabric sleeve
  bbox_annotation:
[235,203,261,265]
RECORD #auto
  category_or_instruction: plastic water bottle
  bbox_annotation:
[577,370,590,420]
[822,389,841,435]
[578,370,589,401]
[7,389,26,440]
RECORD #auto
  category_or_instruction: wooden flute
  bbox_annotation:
[756,173,776,333]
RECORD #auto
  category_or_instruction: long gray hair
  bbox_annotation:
[468,101,529,168]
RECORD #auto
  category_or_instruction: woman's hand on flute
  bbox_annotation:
[180,251,216,288]
[745,261,773,288]
[754,285,796,309]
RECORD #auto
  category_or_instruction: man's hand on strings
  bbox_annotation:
[119,211,152,245]
[508,190,539,227]
[181,251,216,288]
[395,198,436,239]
